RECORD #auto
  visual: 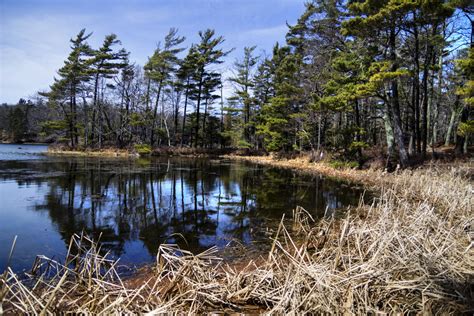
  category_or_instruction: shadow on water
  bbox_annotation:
[0,154,369,272]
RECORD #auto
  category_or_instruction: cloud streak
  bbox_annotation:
[0,0,303,103]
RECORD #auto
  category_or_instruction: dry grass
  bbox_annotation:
[47,146,134,157]
[1,165,473,314]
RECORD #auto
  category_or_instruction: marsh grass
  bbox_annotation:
[1,166,473,314]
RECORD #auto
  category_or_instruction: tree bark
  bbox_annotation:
[193,70,204,148]
[445,96,460,146]
[455,105,469,155]
[384,106,395,171]
[413,18,421,153]
[389,28,409,167]
[150,79,163,146]
[181,79,190,147]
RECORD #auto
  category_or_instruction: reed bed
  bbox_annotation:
[1,166,473,314]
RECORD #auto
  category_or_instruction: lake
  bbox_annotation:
[0,144,367,273]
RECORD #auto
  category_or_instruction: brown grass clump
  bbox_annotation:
[1,166,473,314]
[47,145,133,157]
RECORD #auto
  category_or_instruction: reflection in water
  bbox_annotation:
[0,157,367,271]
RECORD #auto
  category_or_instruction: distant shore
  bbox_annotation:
[45,146,259,158]
[46,147,135,157]
[0,141,50,145]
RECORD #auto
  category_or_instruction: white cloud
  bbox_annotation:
[0,0,302,104]
[0,13,93,103]
[244,24,288,38]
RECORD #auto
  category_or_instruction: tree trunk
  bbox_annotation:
[432,50,443,148]
[150,79,163,146]
[384,106,396,171]
[220,82,224,148]
[354,100,362,163]
[421,24,437,157]
[174,90,180,145]
[455,105,469,155]
[389,28,409,167]
[194,71,204,148]
[69,92,75,148]
[71,83,79,148]
[91,73,100,147]
[413,19,421,153]
[445,96,460,146]
[181,80,189,147]
[421,51,430,157]
[202,98,208,148]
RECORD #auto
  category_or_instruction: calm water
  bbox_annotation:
[0,144,367,273]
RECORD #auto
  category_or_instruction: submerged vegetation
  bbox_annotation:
[1,164,472,314]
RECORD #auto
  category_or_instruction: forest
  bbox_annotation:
[1,1,473,314]
[1,0,472,169]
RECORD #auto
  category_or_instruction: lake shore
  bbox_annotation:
[45,146,243,158]
[46,147,135,157]
[2,150,473,314]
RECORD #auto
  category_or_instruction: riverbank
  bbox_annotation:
[46,147,136,157]
[45,146,260,158]
[1,156,472,313]
[223,154,473,197]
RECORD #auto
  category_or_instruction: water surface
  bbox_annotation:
[0,144,367,272]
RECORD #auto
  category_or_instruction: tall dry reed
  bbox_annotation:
[1,165,472,314]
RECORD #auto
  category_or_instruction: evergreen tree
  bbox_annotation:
[44,29,93,148]
[455,47,473,154]
[229,46,259,148]
[7,106,27,143]
[89,34,128,148]
[177,47,199,146]
[343,1,416,167]
[201,72,221,147]
[12,2,471,162]
[257,44,303,152]
[144,28,185,146]
[188,29,231,147]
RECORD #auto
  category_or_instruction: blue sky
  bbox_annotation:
[0,0,306,104]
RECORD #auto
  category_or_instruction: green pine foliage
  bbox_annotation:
[19,0,469,164]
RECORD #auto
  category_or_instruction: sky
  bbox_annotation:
[0,0,306,104]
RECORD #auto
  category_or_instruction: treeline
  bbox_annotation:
[35,28,232,151]
[0,98,50,143]
[6,0,473,168]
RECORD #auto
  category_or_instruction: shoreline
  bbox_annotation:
[45,147,239,158]
[44,148,384,190]
[2,150,473,313]
[222,154,378,185]
[45,146,473,195]
[46,148,135,158]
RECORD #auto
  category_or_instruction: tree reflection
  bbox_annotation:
[0,157,369,262]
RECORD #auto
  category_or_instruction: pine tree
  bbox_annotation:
[343,1,419,167]
[257,44,303,152]
[7,105,27,143]
[89,34,128,148]
[44,29,93,148]
[201,72,221,147]
[286,0,346,153]
[455,47,473,154]
[177,47,199,146]
[188,29,231,147]
[252,57,275,149]
[228,46,259,148]
[144,28,185,146]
